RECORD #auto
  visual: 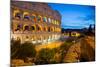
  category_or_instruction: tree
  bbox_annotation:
[11,39,21,59]
[11,40,36,62]
[17,42,36,61]
[35,48,56,64]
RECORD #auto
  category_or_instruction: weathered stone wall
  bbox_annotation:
[11,1,61,44]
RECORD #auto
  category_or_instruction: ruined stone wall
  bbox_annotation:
[11,1,61,44]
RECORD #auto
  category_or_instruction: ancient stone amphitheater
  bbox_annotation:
[11,1,61,44]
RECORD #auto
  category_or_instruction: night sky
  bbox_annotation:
[48,3,95,29]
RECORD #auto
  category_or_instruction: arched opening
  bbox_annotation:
[13,10,21,19]
[51,35,54,40]
[26,36,29,39]
[37,26,40,31]
[37,15,42,22]
[36,25,42,31]
[31,26,35,30]
[56,28,58,32]
[15,13,21,19]
[48,17,51,23]
[50,27,54,32]
[15,24,22,31]
[37,36,42,43]
[58,21,61,25]
[31,14,36,22]
[32,36,36,41]
[43,17,47,22]
[57,21,59,25]
[51,19,53,24]
[25,36,29,41]
[30,25,36,31]
[48,35,52,41]
[52,19,54,24]
[54,27,56,32]
[23,12,30,20]
[44,26,47,32]
[32,36,37,44]
[54,20,57,25]
[16,37,21,41]
[44,27,46,31]
[56,27,60,32]
[48,27,51,32]
[23,25,29,31]
[59,28,61,32]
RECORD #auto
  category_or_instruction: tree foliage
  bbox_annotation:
[11,39,36,62]
[35,48,56,64]
[17,42,36,59]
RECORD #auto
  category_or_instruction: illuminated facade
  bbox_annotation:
[63,31,80,37]
[11,1,61,44]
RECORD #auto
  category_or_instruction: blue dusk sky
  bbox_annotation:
[48,3,95,29]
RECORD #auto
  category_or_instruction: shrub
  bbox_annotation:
[11,39,21,59]
[35,48,56,64]
[17,42,36,60]
[11,40,36,62]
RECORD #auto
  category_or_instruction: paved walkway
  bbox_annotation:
[35,41,64,51]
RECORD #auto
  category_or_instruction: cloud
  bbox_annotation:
[61,14,95,29]
[77,14,95,21]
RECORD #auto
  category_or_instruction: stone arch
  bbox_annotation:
[47,26,54,32]
[51,34,55,40]
[31,35,37,44]
[54,20,57,25]
[44,26,48,31]
[48,27,51,32]
[51,27,54,32]
[25,35,30,41]
[31,35,36,41]
[36,24,42,31]
[16,37,21,41]
[37,35,42,43]
[31,14,36,22]
[13,10,21,19]
[43,16,47,22]
[55,27,58,32]
[48,35,52,41]
[37,15,42,22]
[48,17,51,23]
[23,24,29,31]
[15,24,22,31]
[56,20,59,25]
[56,27,60,32]
[23,11,30,20]
[30,24,36,32]
[51,18,53,23]
[52,19,55,24]
[55,27,57,32]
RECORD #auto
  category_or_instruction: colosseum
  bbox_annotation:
[11,1,62,44]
